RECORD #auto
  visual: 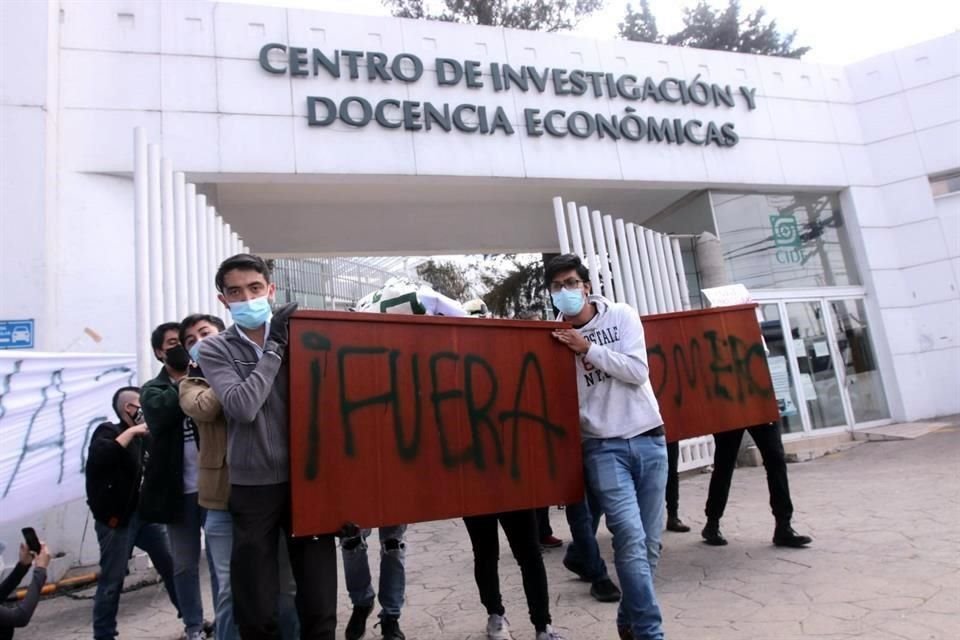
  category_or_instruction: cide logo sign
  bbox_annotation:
[770,214,803,264]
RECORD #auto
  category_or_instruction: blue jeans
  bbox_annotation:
[92,514,180,639]
[341,525,407,619]
[563,487,609,583]
[166,493,206,634]
[583,434,667,640]
[206,509,298,640]
[205,509,238,640]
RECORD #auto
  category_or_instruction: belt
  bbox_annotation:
[639,426,665,437]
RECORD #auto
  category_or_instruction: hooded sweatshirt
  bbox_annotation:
[560,295,663,440]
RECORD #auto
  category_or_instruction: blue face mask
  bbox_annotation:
[228,296,273,329]
[188,340,203,363]
[551,289,586,317]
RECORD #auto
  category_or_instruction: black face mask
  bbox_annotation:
[164,344,191,372]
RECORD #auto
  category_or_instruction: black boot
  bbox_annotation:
[379,616,406,640]
[701,518,728,546]
[345,605,373,640]
[666,513,691,533]
[773,521,812,548]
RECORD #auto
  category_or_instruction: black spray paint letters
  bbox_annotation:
[300,332,568,482]
[0,363,134,497]
[647,330,773,407]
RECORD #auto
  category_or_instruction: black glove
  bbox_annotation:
[266,302,299,352]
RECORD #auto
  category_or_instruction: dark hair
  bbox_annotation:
[215,253,271,293]
[179,314,226,345]
[544,254,590,288]
[111,386,141,421]
[150,322,181,357]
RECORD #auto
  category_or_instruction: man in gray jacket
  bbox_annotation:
[198,253,336,640]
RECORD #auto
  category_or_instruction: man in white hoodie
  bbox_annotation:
[545,254,666,640]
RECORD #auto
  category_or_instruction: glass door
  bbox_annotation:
[758,304,804,435]
[783,301,848,430]
[825,299,891,423]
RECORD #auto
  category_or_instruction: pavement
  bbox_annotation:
[17,425,960,640]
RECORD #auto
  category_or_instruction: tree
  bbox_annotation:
[382,0,603,32]
[618,0,659,44]
[416,259,471,300]
[622,0,810,59]
[481,254,547,318]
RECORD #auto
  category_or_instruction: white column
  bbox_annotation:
[625,223,648,315]
[566,201,584,259]
[185,184,200,313]
[133,128,151,383]
[552,197,570,254]
[643,228,667,313]
[160,159,176,322]
[672,237,692,310]
[577,206,602,295]
[173,172,189,320]
[210,207,226,322]
[634,226,657,313]
[147,144,163,331]
[589,210,613,300]
[603,215,627,305]
[196,194,209,315]
[613,219,638,310]
[661,234,683,312]
[651,230,671,312]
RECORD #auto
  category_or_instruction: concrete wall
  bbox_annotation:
[845,35,960,420]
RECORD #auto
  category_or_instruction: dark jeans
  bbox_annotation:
[705,423,794,523]
[535,507,553,539]
[463,510,551,632]
[666,441,680,516]
[563,490,609,583]
[229,483,337,640]
[92,514,179,639]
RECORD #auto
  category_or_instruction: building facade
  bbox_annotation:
[2,0,958,435]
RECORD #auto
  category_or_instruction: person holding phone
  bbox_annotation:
[85,386,181,640]
[0,536,50,638]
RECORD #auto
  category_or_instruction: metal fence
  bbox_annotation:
[271,256,422,310]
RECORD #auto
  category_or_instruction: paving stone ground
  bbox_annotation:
[18,426,960,640]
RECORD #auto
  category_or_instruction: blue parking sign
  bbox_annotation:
[0,319,35,349]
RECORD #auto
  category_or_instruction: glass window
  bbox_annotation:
[711,192,861,290]
[930,172,960,198]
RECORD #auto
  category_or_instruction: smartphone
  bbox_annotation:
[21,527,41,554]
[132,407,144,424]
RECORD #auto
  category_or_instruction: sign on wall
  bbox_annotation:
[259,44,758,147]
[0,319,35,350]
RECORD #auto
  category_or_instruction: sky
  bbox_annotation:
[240,0,960,65]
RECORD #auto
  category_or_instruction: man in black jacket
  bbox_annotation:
[139,321,209,640]
[85,385,180,640]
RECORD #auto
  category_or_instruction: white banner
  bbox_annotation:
[0,353,137,523]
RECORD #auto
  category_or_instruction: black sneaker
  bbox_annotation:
[701,521,728,546]
[379,616,406,640]
[666,514,691,533]
[773,525,812,548]
[562,556,591,582]
[202,620,215,638]
[590,577,622,603]
[346,605,374,640]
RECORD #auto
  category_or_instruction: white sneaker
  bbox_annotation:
[486,614,513,640]
[535,626,566,640]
